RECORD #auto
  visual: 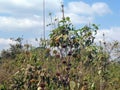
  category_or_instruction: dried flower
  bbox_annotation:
[62,43,67,48]
[53,50,57,54]
[66,67,70,71]
[72,53,77,57]
[68,63,72,67]
[56,54,60,58]
[40,83,45,88]
[45,48,51,53]
[30,79,36,83]
[62,60,67,64]
[56,72,61,76]
[68,51,72,56]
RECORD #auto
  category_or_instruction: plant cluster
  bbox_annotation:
[0,17,120,90]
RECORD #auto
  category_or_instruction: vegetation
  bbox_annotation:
[0,6,120,90]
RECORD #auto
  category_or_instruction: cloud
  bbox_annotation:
[0,0,112,32]
[1,26,120,52]
[0,0,115,51]
[66,1,92,15]
[95,27,120,42]
[0,0,63,32]
[0,0,113,31]
[0,0,62,17]
[0,38,15,45]
[0,38,16,51]
[0,38,39,52]
[92,2,111,15]
[66,1,111,16]
[0,38,43,54]
[0,16,42,31]
[61,1,111,25]
[65,13,93,24]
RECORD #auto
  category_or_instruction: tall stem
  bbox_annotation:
[43,0,45,41]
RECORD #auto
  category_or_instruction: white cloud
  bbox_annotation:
[0,38,16,51]
[10,0,33,7]
[66,1,111,16]
[0,0,62,17]
[65,13,93,24]
[95,27,120,42]
[66,1,92,15]
[61,1,111,25]
[92,2,111,15]
[0,0,63,32]
[0,0,115,51]
[0,16,42,31]
[0,0,112,32]
[0,38,15,45]
[0,38,39,51]
[1,27,119,52]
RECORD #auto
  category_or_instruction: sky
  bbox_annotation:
[0,0,120,51]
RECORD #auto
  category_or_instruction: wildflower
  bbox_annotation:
[45,48,51,54]
[68,51,72,56]
[62,60,67,64]
[40,83,45,88]
[30,79,36,83]
[37,87,41,90]
[56,72,61,76]
[68,63,72,67]
[53,50,57,54]
[55,54,60,58]
[72,53,77,57]
[66,67,70,71]
[62,43,67,48]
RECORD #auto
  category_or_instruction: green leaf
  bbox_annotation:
[92,24,98,30]
[66,17,70,21]
[70,81,76,90]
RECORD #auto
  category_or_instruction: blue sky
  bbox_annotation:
[0,0,120,51]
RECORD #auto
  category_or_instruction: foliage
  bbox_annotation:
[1,37,24,59]
[0,16,120,90]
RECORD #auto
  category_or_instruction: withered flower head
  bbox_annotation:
[56,72,61,76]
[40,83,45,88]
[62,60,67,64]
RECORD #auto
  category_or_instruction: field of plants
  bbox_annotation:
[0,16,120,90]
